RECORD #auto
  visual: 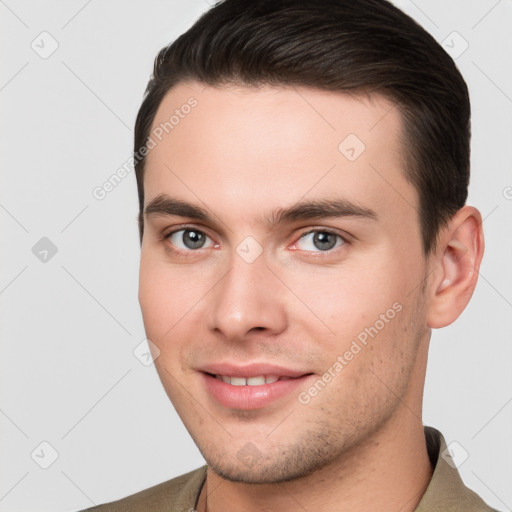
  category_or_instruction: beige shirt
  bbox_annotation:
[81,426,499,511]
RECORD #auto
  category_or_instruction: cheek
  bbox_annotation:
[139,253,202,335]
[138,261,169,335]
[313,299,421,417]
[138,259,190,396]
[287,255,422,383]
[139,261,187,359]
[138,253,219,379]
[282,256,407,334]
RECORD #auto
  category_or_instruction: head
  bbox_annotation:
[136,0,484,484]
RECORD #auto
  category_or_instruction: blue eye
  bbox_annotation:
[296,231,345,252]
[167,229,214,251]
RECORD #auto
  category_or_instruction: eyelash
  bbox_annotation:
[163,225,349,259]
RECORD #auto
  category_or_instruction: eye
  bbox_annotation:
[295,230,346,252]
[166,228,215,251]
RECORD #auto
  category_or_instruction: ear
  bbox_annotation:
[426,206,485,329]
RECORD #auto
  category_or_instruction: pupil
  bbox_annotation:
[314,232,336,250]
[184,230,205,249]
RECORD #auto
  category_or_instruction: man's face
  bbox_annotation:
[139,82,433,483]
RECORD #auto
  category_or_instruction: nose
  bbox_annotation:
[206,250,288,342]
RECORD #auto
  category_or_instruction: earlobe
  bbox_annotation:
[426,206,485,329]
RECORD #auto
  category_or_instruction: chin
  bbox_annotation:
[201,441,337,485]
[209,462,319,485]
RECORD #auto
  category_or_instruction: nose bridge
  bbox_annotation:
[208,246,287,340]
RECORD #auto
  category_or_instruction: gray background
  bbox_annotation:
[1,1,511,511]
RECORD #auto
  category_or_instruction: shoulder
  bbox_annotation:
[79,466,207,512]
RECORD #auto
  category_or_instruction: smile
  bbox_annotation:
[201,367,314,410]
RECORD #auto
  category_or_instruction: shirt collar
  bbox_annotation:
[414,426,495,511]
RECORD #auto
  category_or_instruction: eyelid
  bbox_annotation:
[163,223,214,240]
[297,226,350,240]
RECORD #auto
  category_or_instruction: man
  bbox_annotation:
[84,0,498,510]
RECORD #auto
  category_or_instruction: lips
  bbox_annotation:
[199,363,314,410]
[201,362,309,379]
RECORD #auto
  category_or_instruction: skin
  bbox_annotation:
[138,81,484,512]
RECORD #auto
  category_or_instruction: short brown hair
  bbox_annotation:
[134,0,471,255]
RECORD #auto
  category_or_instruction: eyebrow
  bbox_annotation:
[144,194,378,227]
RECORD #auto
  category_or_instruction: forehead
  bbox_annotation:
[143,81,419,234]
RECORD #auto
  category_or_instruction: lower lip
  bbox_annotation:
[202,373,313,410]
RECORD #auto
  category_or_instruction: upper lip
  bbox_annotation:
[199,363,311,378]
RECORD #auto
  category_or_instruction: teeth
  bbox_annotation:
[216,375,282,386]
[247,376,265,386]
